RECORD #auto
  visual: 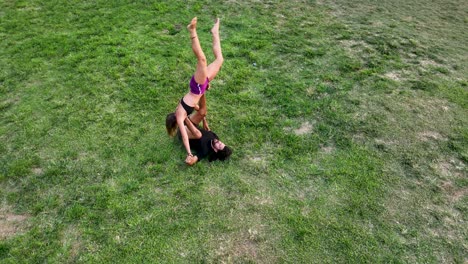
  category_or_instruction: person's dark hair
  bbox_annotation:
[209,146,232,162]
[166,112,177,137]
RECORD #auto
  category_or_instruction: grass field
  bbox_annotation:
[1,0,467,263]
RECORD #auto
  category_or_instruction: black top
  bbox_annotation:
[188,128,219,161]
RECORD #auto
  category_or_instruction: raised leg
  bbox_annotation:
[207,18,224,81]
[187,17,208,84]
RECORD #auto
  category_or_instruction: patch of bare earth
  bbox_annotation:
[319,144,335,154]
[249,156,265,164]
[384,71,402,81]
[375,138,396,146]
[284,121,315,136]
[293,121,314,135]
[440,180,467,203]
[340,39,372,52]
[436,159,466,203]
[32,167,43,175]
[420,59,441,68]
[254,195,273,206]
[418,131,447,142]
[0,207,29,240]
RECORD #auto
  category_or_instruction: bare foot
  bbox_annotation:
[211,18,220,35]
[187,17,197,31]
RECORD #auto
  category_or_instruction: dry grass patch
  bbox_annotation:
[340,39,373,55]
[209,199,277,263]
[435,159,467,203]
[0,206,29,240]
[440,180,467,203]
[214,224,270,263]
[420,59,442,68]
[294,121,313,135]
[204,184,223,198]
[418,131,448,142]
[284,120,315,136]
[283,121,314,136]
[319,144,335,154]
[248,155,266,164]
[61,225,83,261]
[384,72,402,81]
[253,194,273,206]
[31,167,43,175]
[374,138,396,147]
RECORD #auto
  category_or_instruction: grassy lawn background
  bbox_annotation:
[1,0,466,262]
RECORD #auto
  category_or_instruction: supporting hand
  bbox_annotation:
[185,154,198,166]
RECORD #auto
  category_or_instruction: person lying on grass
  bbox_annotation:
[166,94,232,165]
[167,17,224,164]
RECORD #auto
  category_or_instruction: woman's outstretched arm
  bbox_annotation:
[175,107,192,156]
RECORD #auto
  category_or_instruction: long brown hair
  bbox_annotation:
[166,112,177,137]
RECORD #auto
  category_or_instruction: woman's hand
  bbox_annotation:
[185,154,198,166]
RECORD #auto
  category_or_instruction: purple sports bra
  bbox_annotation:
[190,76,210,95]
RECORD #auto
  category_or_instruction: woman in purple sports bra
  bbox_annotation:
[167,17,224,165]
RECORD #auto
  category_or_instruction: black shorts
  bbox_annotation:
[180,97,194,115]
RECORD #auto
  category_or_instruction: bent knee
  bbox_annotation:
[197,56,207,66]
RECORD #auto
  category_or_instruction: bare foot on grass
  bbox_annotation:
[211,18,220,35]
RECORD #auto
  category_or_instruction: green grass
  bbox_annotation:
[1,0,467,263]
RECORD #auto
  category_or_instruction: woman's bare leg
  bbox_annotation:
[207,18,224,81]
[187,17,208,84]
